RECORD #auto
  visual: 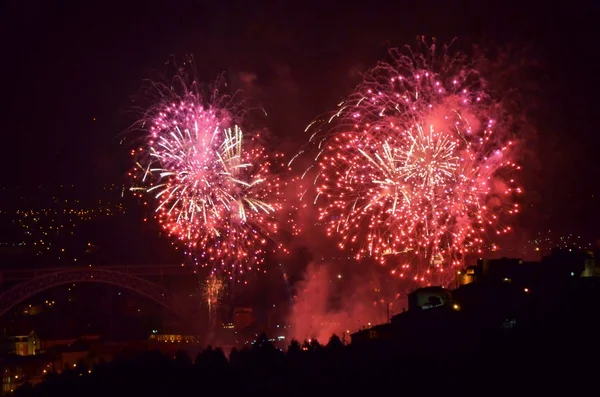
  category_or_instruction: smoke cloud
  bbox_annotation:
[285,261,407,343]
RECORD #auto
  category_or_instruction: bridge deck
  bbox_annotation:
[0,265,192,281]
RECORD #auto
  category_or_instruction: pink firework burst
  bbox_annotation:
[131,88,290,282]
[304,40,522,286]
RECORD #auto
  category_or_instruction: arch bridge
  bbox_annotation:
[0,265,196,318]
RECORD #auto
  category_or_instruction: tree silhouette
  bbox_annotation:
[228,347,241,366]
[309,338,322,351]
[13,381,33,397]
[327,334,344,351]
[288,339,301,354]
[253,333,272,350]
[8,296,599,397]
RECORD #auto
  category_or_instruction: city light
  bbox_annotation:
[1,184,126,263]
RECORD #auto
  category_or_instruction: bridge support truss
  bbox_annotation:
[0,269,185,318]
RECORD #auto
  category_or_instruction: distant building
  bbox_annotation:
[148,333,201,344]
[352,249,597,353]
[407,286,452,311]
[40,334,101,351]
[351,285,459,345]
[350,305,463,350]
[21,304,44,316]
[459,266,478,285]
[9,331,40,356]
[233,307,253,331]
[470,250,592,284]
[1,354,50,394]
[477,257,539,284]
[53,345,90,371]
[147,333,203,357]
[581,255,599,277]
[350,322,395,344]
[2,360,26,395]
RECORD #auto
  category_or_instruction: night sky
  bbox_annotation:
[3,0,599,242]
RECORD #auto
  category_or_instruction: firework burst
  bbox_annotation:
[131,79,289,281]
[302,39,522,286]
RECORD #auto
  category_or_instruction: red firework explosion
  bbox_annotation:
[303,41,522,286]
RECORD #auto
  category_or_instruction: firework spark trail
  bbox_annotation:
[131,89,290,281]
[303,40,522,286]
[204,273,225,323]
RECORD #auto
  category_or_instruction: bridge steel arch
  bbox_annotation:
[0,269,185,318]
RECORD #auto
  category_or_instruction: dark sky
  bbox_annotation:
[2,0,599,239]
